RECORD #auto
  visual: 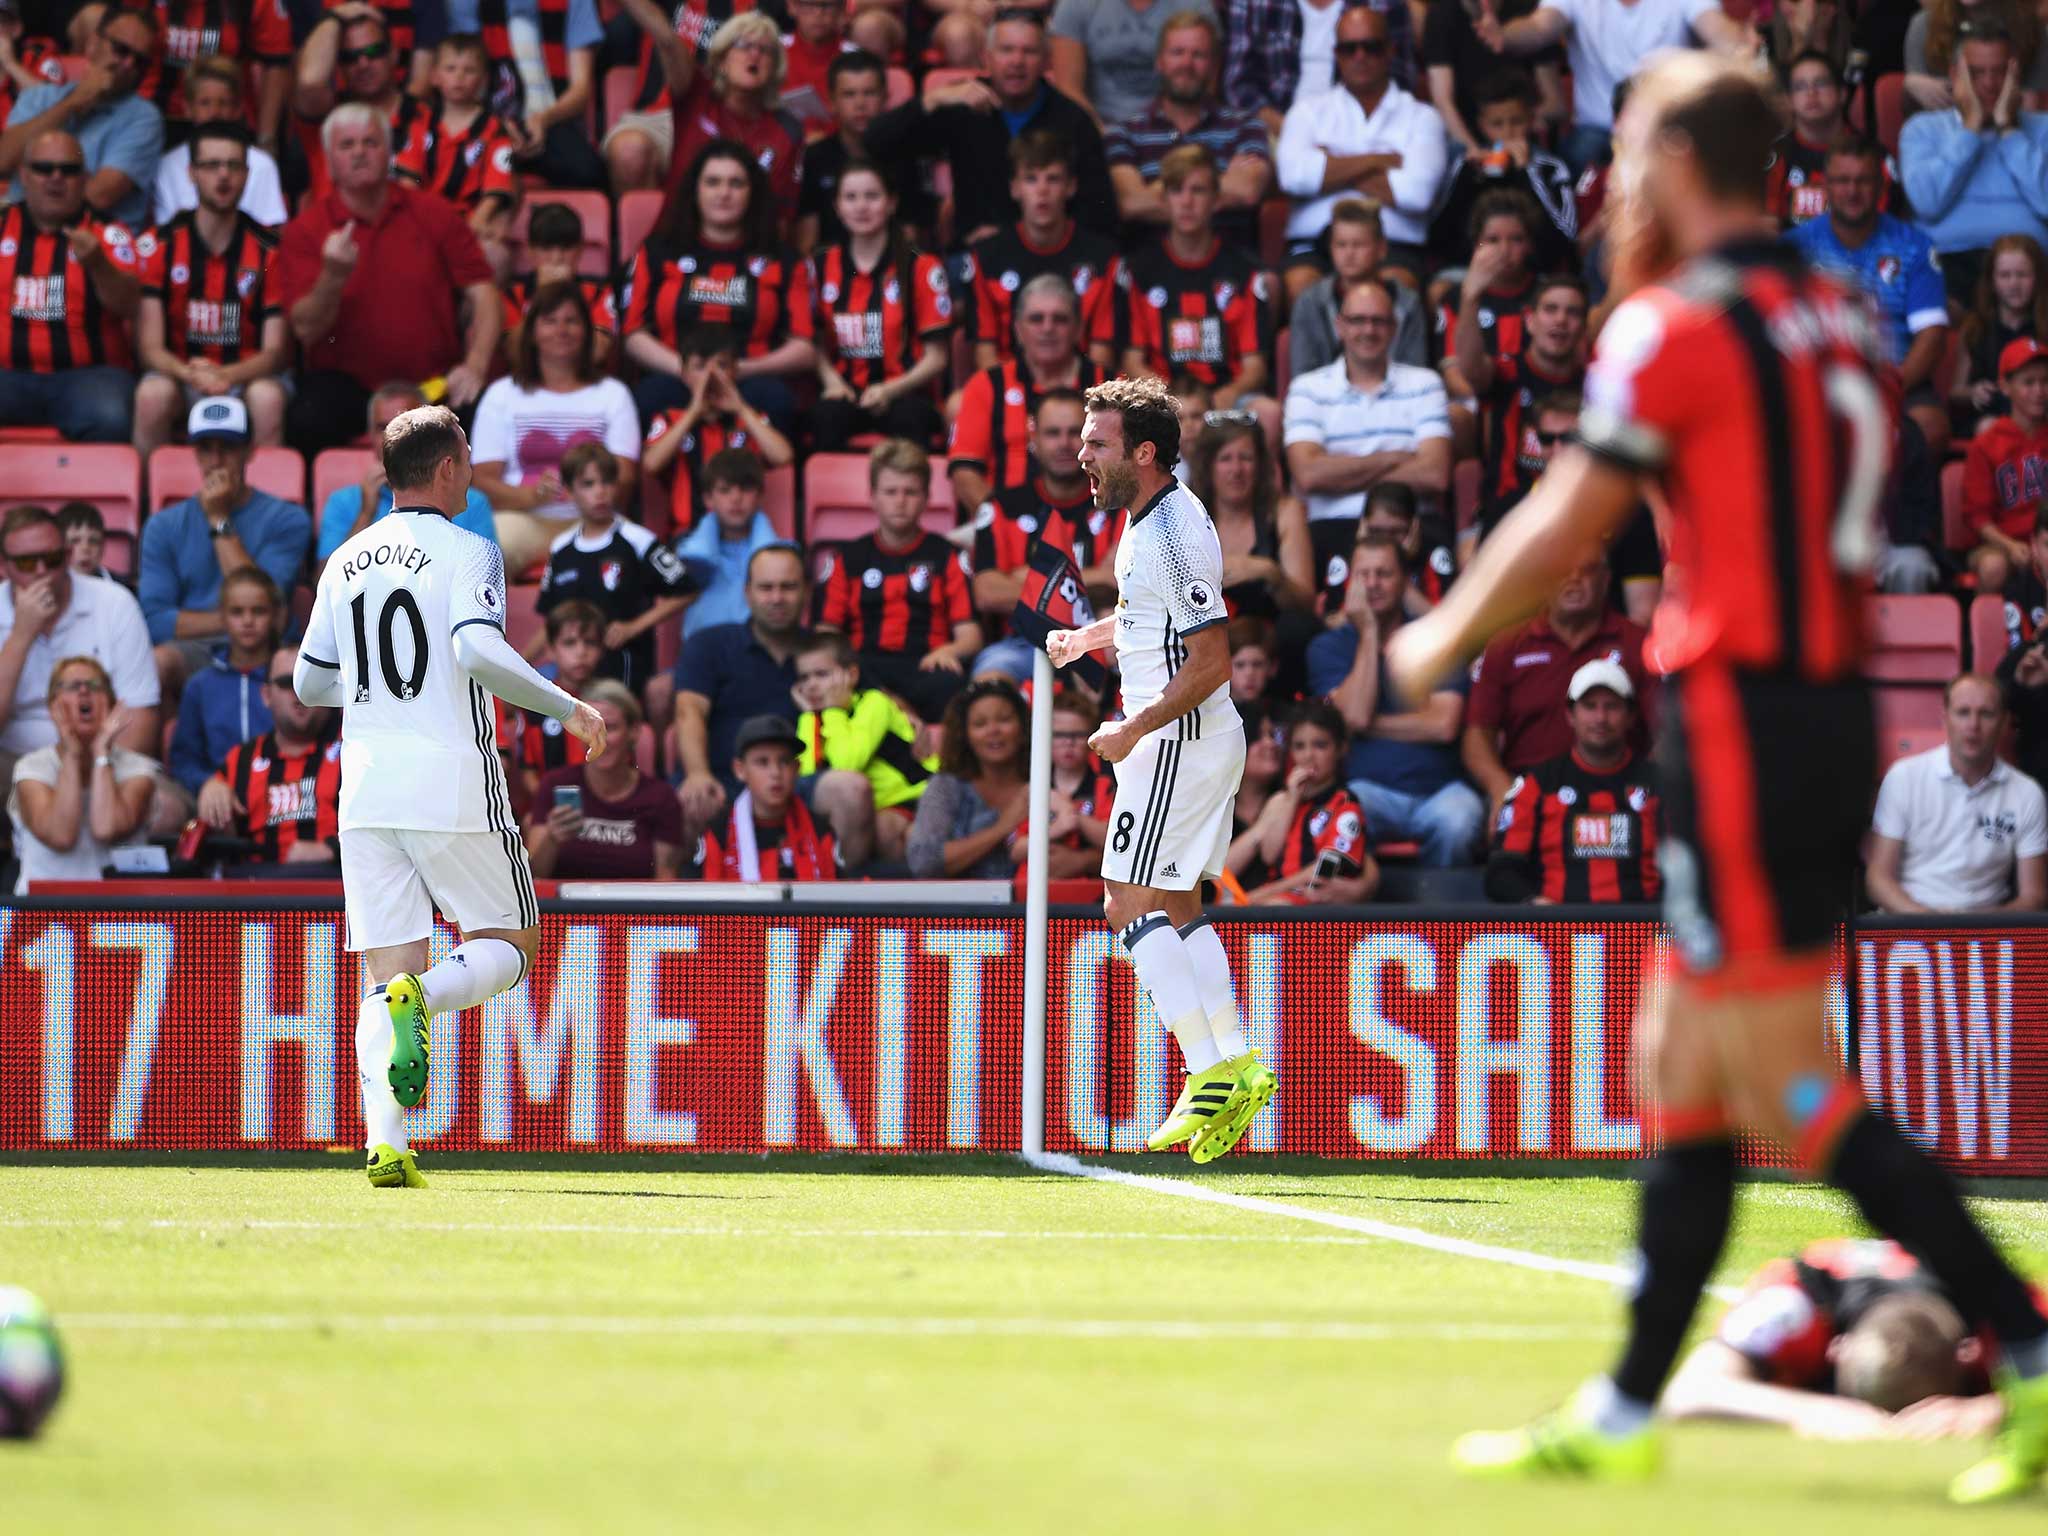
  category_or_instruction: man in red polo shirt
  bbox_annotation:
[1460,550,1653,818]
[275,100,499,459]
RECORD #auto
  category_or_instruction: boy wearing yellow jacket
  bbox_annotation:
[793,633,937,861]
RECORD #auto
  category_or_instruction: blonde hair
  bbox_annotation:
[583,678,644,730]
[48,654,111,703]
[709,12,787,97]
[868,436,930,489]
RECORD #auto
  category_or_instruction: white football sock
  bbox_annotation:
[1120,913,1218,1072]
[355,988,408,1153]
[1178,916,1248,1059]
[419,938,525,1015]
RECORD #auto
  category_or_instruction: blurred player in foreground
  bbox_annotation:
[1665,1238,2014,1442]
[1045,377,1270,1163]
[1385,53,2048,1503]
[295,407,604,1188]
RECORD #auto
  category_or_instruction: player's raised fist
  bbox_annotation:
[1045,629,1081,667]
[563,699,607,761]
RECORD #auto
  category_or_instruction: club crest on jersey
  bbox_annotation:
[862,567,883,589]
[1146,285,1169,309]
[601,560,623,591]
[134,230,156,258]
[465,138,486,166]
[170,263,189,284]
[999,270,1020,293]
[543,715,563,737]
[883,278,900,304]
[1557,786,1578,806]
[1496,779,1521,833]
[816,550,836,581]
[1628,785,1648,813]
[908,563,931,593]
[1325,553,1349,590]
[1308,808,1329,837]
[1005,387,1025,406]
[1877,255,1901,285]
[1181,578,1216,612]
[822,281,839,303]
[237,267,259,297]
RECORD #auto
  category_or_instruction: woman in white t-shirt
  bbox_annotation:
[9,657,159,895]
[471,282,643,573]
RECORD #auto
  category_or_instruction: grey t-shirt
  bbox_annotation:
[1050,0,1222,125]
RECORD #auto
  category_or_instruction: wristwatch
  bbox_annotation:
[209,519,232,538]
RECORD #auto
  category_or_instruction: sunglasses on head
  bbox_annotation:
[1335,37,1388,57]
[339,41,389,62]
[25,160,83,177]
[7,548,64,571]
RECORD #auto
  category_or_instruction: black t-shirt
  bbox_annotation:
[535,518,690,690]
[1420,0,1558,137]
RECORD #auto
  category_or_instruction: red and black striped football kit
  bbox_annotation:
[1489,749,1661,903]
[812,244,951,393]
[137,211,278,365]
[815,532,973,655]
[973,483,1120,575]
[1238,782,1368,888]
[947,357,1111,494]
[220,731,343,862]
[1437,273,1534,370]
[0,207,138,372]
[644,407,761,531]
[500,273,618,340]
[622,240,814,360]
[392,97,519,212]
[965,222,1120,360]
[476,0,573,113]
[1479,345,1583,504]
[0,38,64,122]
[139,0,293,116]
[1121,239,1269,388]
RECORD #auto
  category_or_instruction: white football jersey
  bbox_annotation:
[1112,481,1239,741]
[301,510,518,835]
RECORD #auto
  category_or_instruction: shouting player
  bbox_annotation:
[1045,377,1271,1164]
[294,407,604,1189]
[1384,54,2048,1502]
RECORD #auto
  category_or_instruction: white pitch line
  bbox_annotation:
[1024,1153,1740,1303]
[58,1311,1617,1344]
[0,1218,1376,1247]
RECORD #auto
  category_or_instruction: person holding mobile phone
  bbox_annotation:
[523,679,686,881]
[1231,699,1378,905]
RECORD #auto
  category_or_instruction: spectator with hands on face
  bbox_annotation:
[1230,700,1379,904]
[8,656,158,894]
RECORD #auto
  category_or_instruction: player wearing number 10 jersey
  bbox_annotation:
[294,407,603,1190]
[1384,55,2048,1503]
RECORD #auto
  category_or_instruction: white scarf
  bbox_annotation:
[731,789,762,881]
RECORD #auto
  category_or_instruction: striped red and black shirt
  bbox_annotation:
[0,39,64,123]
[392,96,519,212]
[622,239,814,360]
[947,356,1111,492]
[137,210,278,366]
[630,0,755,111]
[221,730,343,863]
[1437,273,1533,364]
[1121,238,1268,388]
[501,273,619,342]
[477,0,573,112]
[1578,240,1883,679]
[0,207,138,372]
[973,484,1121,574]
[1240,782,1368,887]
[644,405,760,532]
[813,243,952,393]
[138,0,293,117]
[1479,344,1583,504]
[965,221,1120,359]
[815,531,973,655]
[519,708,590,776]
[1487,749,1661,904]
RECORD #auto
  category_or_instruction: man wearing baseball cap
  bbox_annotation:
[136,396,311,701]
[1960,337,2048,593]
[1485,657,1662,905]
[701,714,841,882]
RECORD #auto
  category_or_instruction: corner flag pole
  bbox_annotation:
[1022,647,1053,1157]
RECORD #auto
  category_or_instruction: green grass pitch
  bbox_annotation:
[6,1155,2048,1534]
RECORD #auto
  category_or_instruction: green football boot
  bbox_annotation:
[1146,1061,1242,1151]
[365,1143,427,1189]
[384,973,431,1109]
[1451,1384,1662,1483]
[1187,1051,1278,1165]
[1951,1367,2048,1504]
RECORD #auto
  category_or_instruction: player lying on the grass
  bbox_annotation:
[1665,1237,2015,1441]
[1384,52,2048,1505]
[295,405,604,1190]
[1044,376,1273,1165]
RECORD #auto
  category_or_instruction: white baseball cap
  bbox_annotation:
[1567,658,1634,702]
[187,396,249,443]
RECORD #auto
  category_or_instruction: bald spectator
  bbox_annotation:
[0,4,164,230]
[1462,552,1652,816]
[276,101,499,459]
[1869,674,2048,914]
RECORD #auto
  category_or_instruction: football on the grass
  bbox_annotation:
[0,1286,64,1439]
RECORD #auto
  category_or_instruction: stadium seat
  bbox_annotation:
[803,453,956,546]
[762,465,798,542]
[506,191,613,277]
[1873,683,1947,737]
[1864,594,1961,682]
[1257,197,1290,270]
[886,66,914,108]
[0,444,141,574]
[1452,458,1482,533]
[0,426,63,444]
[633,722,656,777]
[618,189,663,263]
[1877,724,1945,779]
[1969,592,2014,671]
[148,446,307,513]
[312,448,378,523]
[1941,459,1968,551]
[1874,73,1906,158]
[504,583,546,656]
[602,64,637,132]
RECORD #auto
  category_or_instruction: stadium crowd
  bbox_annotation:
[2,0,2047,904]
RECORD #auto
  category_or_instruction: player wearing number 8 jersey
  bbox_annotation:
[295,406,604,1189]
[1383,54,2048,1502]
[1045,377,1267,1165]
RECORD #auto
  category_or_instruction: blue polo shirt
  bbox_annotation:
[5,83,163,231]
[1788,213,1947,366]
[137,489,311,645]
[317,483,498,561]
[1306,621,1469,797]
[673,621,798,786]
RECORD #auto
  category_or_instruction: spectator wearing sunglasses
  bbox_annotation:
[0,5,164,231]
[289,5,407,199]
[0,506,160,806]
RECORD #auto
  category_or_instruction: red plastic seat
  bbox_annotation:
[504,583,547,656]
[617,190,664,270]
[1452,458,1482,534]
[886,66,915,108]
[505,191,614,278]
[602,63,638,132]
[1877,724,1945,780]
[762,465,798,542]
[803,453,957,546]
[1873,684,1948,739]
[148,445,307,513]
[1969,592,2015,672]
[1874,73,1906,159]
[312,448,378,522]
[0,444,141,574]
[1864,594,1961,683]
[1257,197,1290,270]
[1942,460,1969,552]
[1274,324,1292,403]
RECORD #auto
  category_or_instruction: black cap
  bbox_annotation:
[733,714,803,758]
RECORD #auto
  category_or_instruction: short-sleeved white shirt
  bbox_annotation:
[1871,746,2048,911]
[8,744,159,893]
[1113,480,1240,742]
[1282,359,1452,523]
[0,575,161,757]
[1543,0,1720,129]
[468,378,643,520]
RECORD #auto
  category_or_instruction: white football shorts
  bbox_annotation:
[1100,725,1245,891]
[339,826,538,951]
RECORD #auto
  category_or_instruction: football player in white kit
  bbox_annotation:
[293,407,605,1188]
[1045,378,1275,1163]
